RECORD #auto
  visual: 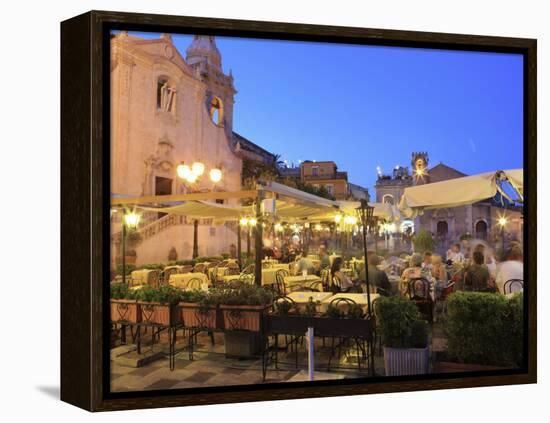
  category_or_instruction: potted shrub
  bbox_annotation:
[110,283,140,323]
[134,285,183,326]
[179,290,221,329]
[436,291,523,372]
[219,284,273,331]
[412,229,436,254]
[376,296,429,376]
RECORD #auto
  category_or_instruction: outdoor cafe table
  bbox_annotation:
[222,268,281,285]
[283,275,322,291]
[320,293,380,314]
[130,269,158,286]
[169,272,209,289]
[208,266,229,281]
[270,263,290,270]
[284,291,332,304]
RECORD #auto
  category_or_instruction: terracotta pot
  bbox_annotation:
[433,361,507,373]
[110,299,141,323]
[220,304,270,332]
[138,302,180,326]
[179,302,220,329]
[383,346,430,376]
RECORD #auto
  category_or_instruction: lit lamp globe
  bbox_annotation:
[186,172,198,183]
[249,218,257,227]
[124,212,141,229]
[176,163,191,180]
[209,168,222,183]
[239,217,248,226]
[191,162,205,177]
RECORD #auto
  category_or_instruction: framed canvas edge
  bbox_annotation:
[60,10,537,412]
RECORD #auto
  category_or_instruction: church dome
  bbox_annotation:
[186,35,222,69]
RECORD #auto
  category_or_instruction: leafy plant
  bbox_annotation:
[110,283,130,300]
[275,299,293,315]
[116,264,136,276]
[347,303,365,319]
[303,298,318,317]
[446,291,523,366]
[375,296,428,349]
[133,285,159,303]
[218,284,273,306]
[325,304,343,319]
[412,229,436,254]
[155,284,183,305]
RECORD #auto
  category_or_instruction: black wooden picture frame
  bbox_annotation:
[60,10,537,411]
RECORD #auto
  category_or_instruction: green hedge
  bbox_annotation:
[446,291,523,367]
[375,296,428,349]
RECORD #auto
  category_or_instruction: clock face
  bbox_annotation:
[416,158,425,169]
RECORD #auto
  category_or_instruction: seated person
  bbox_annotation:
[464,251,493,292]
[330,257,358,292]
[401,253,429,297]
[431,254,448,298]
[495,245,523,294]
[421,251,433,274]
[318,246,331,270]
[296,252,315,275]
[446,243,465,264]
[401,253,423,281]
[359,254,392,295]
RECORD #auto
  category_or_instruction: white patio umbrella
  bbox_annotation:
[398,169,523,218]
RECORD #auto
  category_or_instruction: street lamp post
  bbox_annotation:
[498,216,508,253]
[356,199,375,376]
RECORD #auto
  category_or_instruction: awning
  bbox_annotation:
[140,200,249,221]
[398,169,523,217]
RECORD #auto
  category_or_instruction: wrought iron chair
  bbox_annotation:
[503,279,524,294]
[186,277,204,291]
[241,263,255,274]
[273,271,287,296]
[193,262,207,274]
[407,277,434,323]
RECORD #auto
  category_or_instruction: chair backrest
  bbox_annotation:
[181,265,194,273]
[186,277,203,290]
[503,279,524,294]
[194,263,206,273]
[262,261,273,269]
[329,297,358,315]
[242,264,255,274]
[308,280,323,292]
[407,278,430,300]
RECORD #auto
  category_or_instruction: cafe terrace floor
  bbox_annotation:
[111,323,447,392]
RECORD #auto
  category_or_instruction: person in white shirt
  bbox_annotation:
[495,245,524,294]
[446,243,464,263]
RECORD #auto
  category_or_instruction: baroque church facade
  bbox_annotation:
[375,152,523,253]
[111,33,252,266]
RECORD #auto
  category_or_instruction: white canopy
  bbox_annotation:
[398,169,524,217]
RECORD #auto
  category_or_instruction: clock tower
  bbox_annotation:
[411,151,429,185]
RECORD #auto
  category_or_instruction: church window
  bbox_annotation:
[157,77,176,113]
[382,194,394,205]
[210,96,224,125]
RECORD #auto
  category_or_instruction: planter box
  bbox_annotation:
[264,314,373,339]
[220,304,270,332]
[224,331,261,358]
[110,299,141,323]
[179,302,221,329]
[138,302,180,326]
[383,346,429,376]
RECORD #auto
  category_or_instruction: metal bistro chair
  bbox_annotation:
[241,263,255,274]
[301,280,323,292]
[326,297,368,371]
[407,277,434,323]
[273,270,288,297]
[186,277,204,291]
[193,262,207,274]
[330,273,343,294]
[503,279,524,294]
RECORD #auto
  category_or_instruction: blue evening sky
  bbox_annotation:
[122,31,523,192]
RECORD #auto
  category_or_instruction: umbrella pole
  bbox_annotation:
[192,219,199,259]
[237,222,242,269]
